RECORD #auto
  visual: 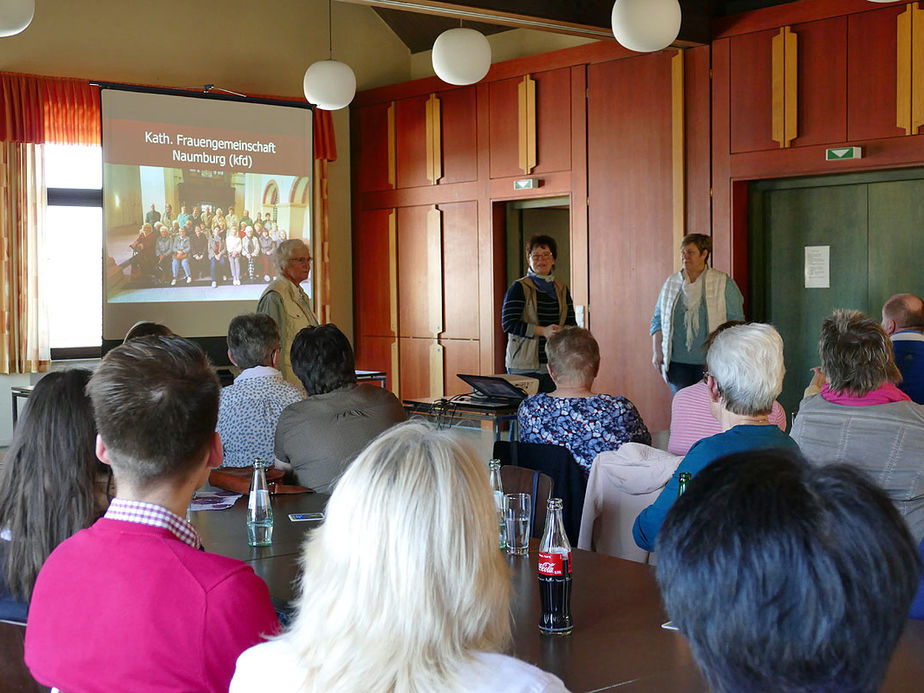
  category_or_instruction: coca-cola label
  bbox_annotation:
[538,551,572,576]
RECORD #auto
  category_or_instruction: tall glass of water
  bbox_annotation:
[504,492,531,556]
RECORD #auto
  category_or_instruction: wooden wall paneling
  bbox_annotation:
[354,102,394,193]
[518,75,537,175]
[847,6,906,141]
[569,65,589,312]
[684,45,712,239]
[439,201,480,340]
[587,53,675,433]
[489,76,525,179]
[398,337,432,399]
[672,49,686,270]
[438,86,478,184]
[791,17,847,147]
[355,336,397,391]
[489,68,572,179]
[770,25,798,148]
[353,208,395,338]
[425,94,442,184]
[427,206,444,336]
[476,81,499,376]
[532,68,572,175]
[442,339,481,395]
[914,3,924,134]
[711,38,733,271]
[729,29,777,153]
[396,95,431,188]
[396,205,431,336]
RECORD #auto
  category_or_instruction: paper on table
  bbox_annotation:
[189,491,242,511]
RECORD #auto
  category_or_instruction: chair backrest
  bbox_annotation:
[499,465,553,539]
[493,440,587,545]
[0,620,50,693]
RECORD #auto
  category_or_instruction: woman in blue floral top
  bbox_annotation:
[517,327,651,475]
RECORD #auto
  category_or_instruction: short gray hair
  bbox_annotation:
[820,309,900,396]
[707,323,784,416]
[227,313,280,369]
[274,238,309,273]
[546,327,599,385]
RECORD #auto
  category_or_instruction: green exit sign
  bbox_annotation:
[825,147,862,161]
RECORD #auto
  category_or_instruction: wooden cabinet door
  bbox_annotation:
[396,205,431,337]
[488,68,572,178]
[354,335,397,392]
[791,17,847,148]
[440,200,479,340]
[353,208,394,339]
[729,29,776,153]
[587,52,674,432]
[439,87,478,185]
[353,103,393,193]
[395,95,430,189]
[847,6,907,141]
[442,339,480,394]
[398,337,432,399]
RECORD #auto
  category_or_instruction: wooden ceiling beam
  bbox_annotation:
[340,0,718,45]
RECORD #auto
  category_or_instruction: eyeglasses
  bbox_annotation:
[290,256,312,265]
[530,252,553,260]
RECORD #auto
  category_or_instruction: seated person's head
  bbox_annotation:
[87,336,220,489]
[123,321,173,343]
[290,324,356,396]
[656,448,921,693]
[882,293,924,334]
[820,309,901,397]
[227,313,279,370]
[705,322,784,417]
[546,327,599,388]
[0,369,99,603]
[285,421,510,689]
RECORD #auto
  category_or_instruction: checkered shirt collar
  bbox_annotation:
[104,498,201,549]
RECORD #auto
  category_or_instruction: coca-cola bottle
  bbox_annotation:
[537,497,573,635]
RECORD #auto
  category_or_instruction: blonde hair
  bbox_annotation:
[283,421,511,692]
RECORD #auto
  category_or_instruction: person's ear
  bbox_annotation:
[207,432,223,469]
[271,348,279,368]
[227,349,238,368]
[95,434,112,466]
[882,318,897,336]
[706,374,721,403]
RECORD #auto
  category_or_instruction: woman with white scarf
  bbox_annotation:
[650,234,744,394]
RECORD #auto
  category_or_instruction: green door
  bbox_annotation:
[749,169,924,422]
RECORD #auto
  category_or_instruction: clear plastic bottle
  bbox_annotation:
[538,497,573,635]
[488,459,507,550]
[247,458,274,546]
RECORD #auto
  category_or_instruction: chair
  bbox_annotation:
[0,620,50,693]
[499,465,553,539]
[577,443,682,564]
[493,440,586,545]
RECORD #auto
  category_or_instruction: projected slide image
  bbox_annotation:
[105,165,310,303]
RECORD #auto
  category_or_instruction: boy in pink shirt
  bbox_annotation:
[25,336,278,692]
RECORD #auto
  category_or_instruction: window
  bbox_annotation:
[43,144,103,356]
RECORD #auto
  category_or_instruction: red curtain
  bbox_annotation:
[0,72,100,145]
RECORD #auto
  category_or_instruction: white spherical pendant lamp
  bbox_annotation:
[432,28,492,86]
[611,0,682,53]
[0,0,34,38]
[303,60,356,111]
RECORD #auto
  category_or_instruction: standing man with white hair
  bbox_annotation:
[633,322,798,552]
[257,239,319,388]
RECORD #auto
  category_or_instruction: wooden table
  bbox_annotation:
[190,494,924,692]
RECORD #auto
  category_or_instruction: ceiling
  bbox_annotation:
[354,0,799,54]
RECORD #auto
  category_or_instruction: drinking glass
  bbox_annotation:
[504,493,531,556]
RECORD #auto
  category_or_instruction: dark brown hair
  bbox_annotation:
[87,336,219,486]
[526,234,558,260]
[291,324,357,396]
[0,369,99,601]
[819,309,901,396]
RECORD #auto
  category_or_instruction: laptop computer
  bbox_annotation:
[455,374,529,409]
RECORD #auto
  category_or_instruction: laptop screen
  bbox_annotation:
[456,374,527,400]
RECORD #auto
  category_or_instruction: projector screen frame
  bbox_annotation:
[96,81,316,367]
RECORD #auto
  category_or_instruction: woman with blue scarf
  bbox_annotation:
[501,234,576,393]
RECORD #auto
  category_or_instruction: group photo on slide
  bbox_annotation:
[105,166,311,302]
